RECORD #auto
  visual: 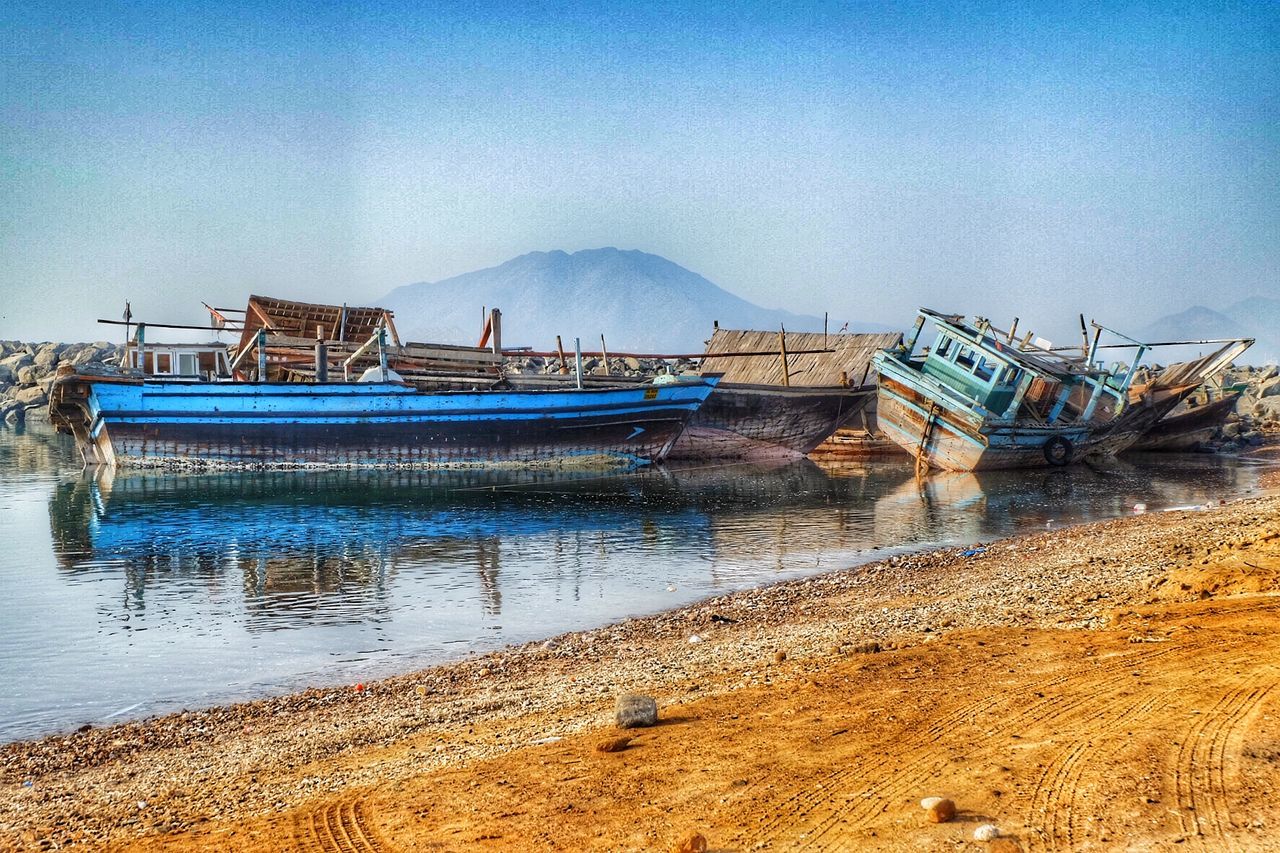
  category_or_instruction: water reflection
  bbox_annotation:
[48,467,726,629]
[46,455,1269,625]
[12,442,1278,742]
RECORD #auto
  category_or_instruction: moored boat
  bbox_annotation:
[666,381,874,460]
[665,328,894,460]
[48,373,718,469]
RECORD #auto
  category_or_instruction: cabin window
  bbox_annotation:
[935,337,952,358]
[155,352,172,374]
[973,357,996,382]
[178,352,198,375]
[955,347,975,369]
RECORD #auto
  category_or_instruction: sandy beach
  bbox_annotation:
[3,487,1279,851]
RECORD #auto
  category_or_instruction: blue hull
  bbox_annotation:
[50,378,720,469]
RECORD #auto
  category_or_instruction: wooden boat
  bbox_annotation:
[48,372,718,469]
[1128,392,1242,452]
[872,309,1251,472]
[666,381,874,460]
[809,400,910,459]
[664,328,896,460]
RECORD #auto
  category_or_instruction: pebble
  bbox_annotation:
[974,823,1000,841]
[672,830,707,853]
[925,798,956,823]
[774,650,787,663]
[615,694,658,729]
[688,634,703,644]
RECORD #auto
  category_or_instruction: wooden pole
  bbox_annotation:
[123,302,132,370]
[778,327,790,387]
[555,335,568,374]
[1008,317,1019,343]
[599,333,609,376]
[256,329,267,380]
[574,337,583,389]
[489,308,502,356]
[315,325,328,382]
[1079,314,1090,356]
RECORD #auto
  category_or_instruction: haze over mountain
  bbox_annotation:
[1137,298,1280,364]
[380,248,898,353]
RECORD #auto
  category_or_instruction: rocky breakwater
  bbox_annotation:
[0,341,123,427]
[503,354,696,378]
[1221,363,1280,449]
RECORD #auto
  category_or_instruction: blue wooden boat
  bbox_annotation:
[48,374,720,469]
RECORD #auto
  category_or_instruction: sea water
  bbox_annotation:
[1,421,1274,742]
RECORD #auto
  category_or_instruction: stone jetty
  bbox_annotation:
[0,341,123,427]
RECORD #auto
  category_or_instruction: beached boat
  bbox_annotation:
[48,373,720,469]
[872,309,1251,472]
[663,329,894,460]
[665,381,873,460]
[1128,392,1242,452]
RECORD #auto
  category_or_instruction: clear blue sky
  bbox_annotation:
[2,1,1276,342]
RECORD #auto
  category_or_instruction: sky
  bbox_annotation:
[1,1,1277,343]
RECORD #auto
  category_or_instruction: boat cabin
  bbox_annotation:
[906,309,1132,426]
[126,342,231,379]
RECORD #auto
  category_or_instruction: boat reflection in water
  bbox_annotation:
[47,466,726,630]
[29,451,1275,741]
[872,452,1268,546]
[47,454,1268,626]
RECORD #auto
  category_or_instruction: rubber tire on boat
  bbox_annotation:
[1043,435,1073,466]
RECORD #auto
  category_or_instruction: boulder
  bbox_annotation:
[16,365,39,385]
[0,352,33,373]
[0,364,14,385]
[33,346,59,372]
[615,694,659,729]
[1259,376,1280,399]
[14,385,47,407]
[71,346,103,367]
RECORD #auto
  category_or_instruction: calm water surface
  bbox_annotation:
[1,422,1275,742]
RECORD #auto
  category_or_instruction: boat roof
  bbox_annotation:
[700,329,902,386]
[236,295,398,354]
[918,308,1098,378]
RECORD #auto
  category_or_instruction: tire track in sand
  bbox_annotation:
[294,798,389,853]
[747,644,1183,851]
[1172,678,1274,852]
[1022,690,1174,852]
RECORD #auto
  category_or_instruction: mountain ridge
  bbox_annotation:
[1137,298,1279,363]
[379,248,897,352]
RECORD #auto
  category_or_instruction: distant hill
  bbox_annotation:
[379,248,897,352]
[1137,298,1279,364]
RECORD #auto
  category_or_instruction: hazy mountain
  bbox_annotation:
[380,248,896,352]
[1137,298,1279,364]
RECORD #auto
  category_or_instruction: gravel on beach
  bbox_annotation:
[2,493,1278,850]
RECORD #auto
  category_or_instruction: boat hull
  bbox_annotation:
[666,382,874,461]
[874,353,1104,471]
[51,378,718,469]
[1128,394,1241,452]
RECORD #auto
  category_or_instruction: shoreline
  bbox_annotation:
[3,492,1279,849]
